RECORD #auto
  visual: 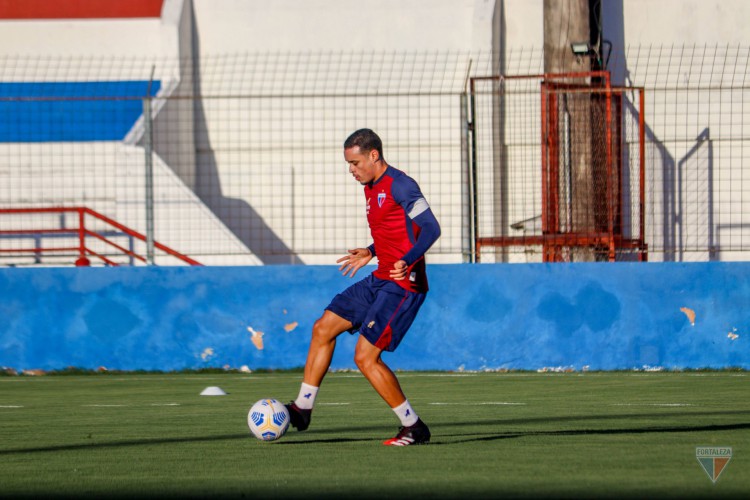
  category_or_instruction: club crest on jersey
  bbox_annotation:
[377,192,386,207]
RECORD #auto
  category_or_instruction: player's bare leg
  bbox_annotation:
[287,310,351,431]
[354,336,431,445]
[353,335,407,407]
[303,310,352,386]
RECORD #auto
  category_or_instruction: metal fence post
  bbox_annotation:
[144,66,155,265]
[467,79,479,263]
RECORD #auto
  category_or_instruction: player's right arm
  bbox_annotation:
[336,247,374,278]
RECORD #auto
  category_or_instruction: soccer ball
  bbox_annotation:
[247,398,290,441]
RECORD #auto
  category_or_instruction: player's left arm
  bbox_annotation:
[400,208,440,266]
[390,176,441,279]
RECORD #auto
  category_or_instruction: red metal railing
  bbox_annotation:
[0,207,201,266]
[469,71,647,262]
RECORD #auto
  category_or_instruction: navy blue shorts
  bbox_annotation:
[325,274,426,352]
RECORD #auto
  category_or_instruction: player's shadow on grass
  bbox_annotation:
[0,429,381,454]
[274,424,400,445]
[463,408,750,428]
[3,410,749,452]
[0,434,252,456]
[274,436,374,445]
[268,409,750,445]
[427,409,750,445]
[434,421,750,445]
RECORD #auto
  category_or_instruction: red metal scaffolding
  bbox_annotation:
[469,71,647,262]
[0,207,201,266]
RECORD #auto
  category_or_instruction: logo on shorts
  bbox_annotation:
[367,321,375,328]
[377,192,386,207]
[696,447,732,483]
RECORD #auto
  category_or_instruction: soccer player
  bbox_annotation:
[286,128,441,446]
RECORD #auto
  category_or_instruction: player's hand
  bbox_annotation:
[336,248,373,278]
[390,260,408,281]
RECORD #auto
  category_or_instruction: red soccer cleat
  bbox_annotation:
[383,418,431,446]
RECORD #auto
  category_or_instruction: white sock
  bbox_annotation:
[393,399,419,427]
[294,383,318,410]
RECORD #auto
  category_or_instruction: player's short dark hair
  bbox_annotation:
[344,128,383,161]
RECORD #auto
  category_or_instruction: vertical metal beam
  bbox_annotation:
[460,92,472,263]
[562,95,573,233]
[492,0,508,264]
[540,82,549,256]
[77,207,87,265]
[605,84,615,261]
[468,78,479,263]
[638,88,647,261]
[144,66,156,265]
[548,90,561,262]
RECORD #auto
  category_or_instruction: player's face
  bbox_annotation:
[344,146,383,185]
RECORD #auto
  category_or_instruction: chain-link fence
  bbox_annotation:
[470,72,646,263]
[1,45,749,265]
[0,52,499,266]
[625,44,750,262]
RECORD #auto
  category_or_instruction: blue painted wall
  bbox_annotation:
[0,81,161,142]
[0,263,746,372]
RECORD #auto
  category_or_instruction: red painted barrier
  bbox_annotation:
[0,206,201,266]
[0,0,163,19]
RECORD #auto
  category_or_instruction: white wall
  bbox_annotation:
[191,0,545,58]
[600,0,750,261]
[0,142,260,266]
[0,0,190,60]
[602,0,750,81]
[2,0,749,264]
[192,0,494,54]
[0,19,163,58]
[11,0,742,64]
[186,0,507,264]
[614,0,750,45]
[0,0,187,83]
[502,0,543,49]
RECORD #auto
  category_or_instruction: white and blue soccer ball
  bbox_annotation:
[247,398,290,441]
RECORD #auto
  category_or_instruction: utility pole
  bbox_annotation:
[543,0,598,261]
[544,0,591,74]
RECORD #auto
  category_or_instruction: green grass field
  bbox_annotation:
[1,371,748,499]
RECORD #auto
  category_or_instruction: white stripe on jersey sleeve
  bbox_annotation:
[407,198,430,219]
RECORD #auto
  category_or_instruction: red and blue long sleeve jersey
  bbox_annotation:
[364,166,441,293]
